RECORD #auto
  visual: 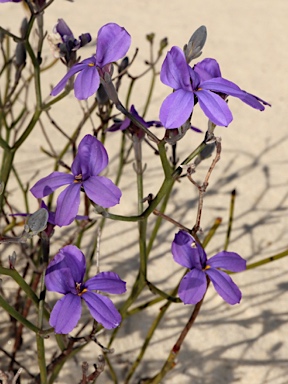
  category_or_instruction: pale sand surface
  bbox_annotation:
[0,1,288,383]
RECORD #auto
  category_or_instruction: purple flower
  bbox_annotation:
[48,19,91,65]
[108,105,162,139]
[30,134,121,227]
[172,230,246,305]
[50,23,131,100]
[159,46,270,128]
[45,245,126,334]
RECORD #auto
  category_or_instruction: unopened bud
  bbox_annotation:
[26,208,48,235]
[118,56,129,74]
[9,251,17,269]
[184,25,207,64]
[96,84,109,105]
[15,42,26,68]
[20,18,28,38]
[159,37,168,55]
[146,33,155,43]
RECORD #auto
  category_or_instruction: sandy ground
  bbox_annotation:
[0,0,288,383]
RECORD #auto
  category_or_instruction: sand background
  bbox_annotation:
[0,0,288,383]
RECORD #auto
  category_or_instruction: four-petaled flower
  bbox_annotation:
[48,18,91,65]
[160,46,270,128]
[30,134,121,227]
[45,245,126,334]
[172,230,246,305]
[50,22,131,100]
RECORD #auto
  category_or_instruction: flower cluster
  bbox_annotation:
[172,231,246,305]
[50,22,131,100]
[45,245,126,334]
[47,18,91,66]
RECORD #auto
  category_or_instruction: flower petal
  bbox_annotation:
[206,268,242,305]
[201,78,267,110]
[45,245,86,293]
[160,46,192,91]
[71,135,108,178]
[208,251,246,272]
[178,269,207,304]
[194,58,222,81]
[171,231,205,270]
[54,183,81,227]
[195,89,233,126]
[85,271,126,294]
[55,18,74,39]
[82,291,122,329]
[74,65,100,100]
[49,293,82,334]
[50,62,90,96]
[159,89,194,129]
[30,172,74,198]
[83,175,121,208]
[96,23,131,67]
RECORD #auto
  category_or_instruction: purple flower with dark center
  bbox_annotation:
[172,230,246,305]
[30,134,121,227]
[108,104,162,139]
[160,46,270,128]
[48,19,91,65]
[45,245,126,334]
[50,22,131,100]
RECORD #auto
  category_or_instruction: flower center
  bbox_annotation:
[88,62,95,67]
[74,174,83,183]
[75,282,87,296]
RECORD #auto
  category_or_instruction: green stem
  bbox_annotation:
[0,294,40,333]
[246,248,288,270]
[223,189,236,251]
[0,266,39,307]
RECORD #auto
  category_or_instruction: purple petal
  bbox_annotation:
[50,62,90,96]
[55,19,74,39]
[85,271,126,294]
[54,183,81,227]
[30,172,74,198]
[96,23,131,67]
[171,231,205,270]
[206,268,242,305]
[49,294,82,334]
[45,266,75,294]
[71,135,108,178]
[178,269,207,304]
[74,65,100,100]
[82,291,122,329]
[194,58,222,81]
[195,89,233,126]
[83,175,121,208]
[45,245,86,293]
[160,46,192,91]
[160,89,194,129]
[208,251,246,272]
[130,105,150,128]
[201,78,267,110]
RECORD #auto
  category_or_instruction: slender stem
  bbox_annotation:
[148,290,207,384]
[0,295,40,333]
[246,248,288,270]
[223,189,236,251]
